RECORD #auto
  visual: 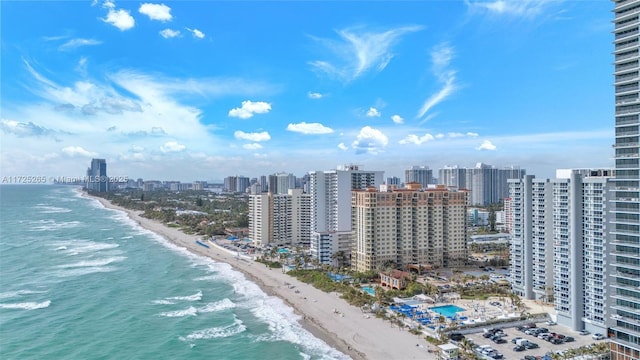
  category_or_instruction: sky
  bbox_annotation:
[0,0,615,182]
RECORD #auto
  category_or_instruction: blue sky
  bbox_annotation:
[1,0,614,182]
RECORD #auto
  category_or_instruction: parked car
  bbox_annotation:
[493,337,507,344]
[511,337,523,344]
[523,356,537,360]
[524,342,539,349]
[564,336,575,342]
[592,333,606,340]
[579,330,590,335]
[449,332,464,341]
[546,320,557,326]
[513,345,526,352]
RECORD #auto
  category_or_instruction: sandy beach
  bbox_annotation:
[88,194,435,360]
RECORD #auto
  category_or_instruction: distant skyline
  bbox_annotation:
[1,1,613,181]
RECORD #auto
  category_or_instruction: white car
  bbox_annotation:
[546,320,557,326]
[592,333,606,340]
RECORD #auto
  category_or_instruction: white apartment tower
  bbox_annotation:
[508,175,553,300]
[351,184,469,272]
[405,165,435,188]
[610,1,640,358]
[509,170,613,333]
[248,189,311,247]
[309,165,383,265]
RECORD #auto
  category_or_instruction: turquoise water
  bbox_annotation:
[429,305,465,317]
[0,185,348,360]
[361,286,375,296]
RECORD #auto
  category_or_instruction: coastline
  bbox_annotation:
[86,193,434,360]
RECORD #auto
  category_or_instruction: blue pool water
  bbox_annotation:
[361,286,375,296]
[429,305,465,317]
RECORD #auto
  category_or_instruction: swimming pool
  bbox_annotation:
[429,305,465,317]
[361,286,375,296]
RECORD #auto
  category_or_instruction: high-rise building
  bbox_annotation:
[439,164,525,206]
[236,176,250,193]
[224,176,237,192]
[509,170,614,334]
[405,165,435,188]
[248,189,311,246]
[309,165,383,265]
[439,165,467,190]
[86,158,108,192]
[610,1,640,358]
[351,184,469,272]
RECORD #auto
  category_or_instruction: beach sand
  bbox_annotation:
[89,194,435,360]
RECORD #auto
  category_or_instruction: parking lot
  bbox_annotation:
[463,321,606,359]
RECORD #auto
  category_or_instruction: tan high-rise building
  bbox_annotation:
[351,184,469,272]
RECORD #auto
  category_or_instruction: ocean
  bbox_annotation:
[0,185,348,360]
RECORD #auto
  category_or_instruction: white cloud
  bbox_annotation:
[417,42,458,119]
[62,146,97,157]
[352,126,388,154]
[159,29,181,38]
[309,25,423,82]
[243,143,263,150]
[0,119,63,138]
[59,38,102,51]
[391,114,404,124]
[308,91,324,99]
[139,3,172,21]
[399,130,479,145]
[466,0,555,18]
[161,140,186,152]
[228,100,271,119]
[477,140,497,151]
[286,122,334,135]
[234,130,271,142]
[186,27,205,39]
[399,133,435,145]
[102,3,135,31]
[366,107,381,117]
[338,142,348,150]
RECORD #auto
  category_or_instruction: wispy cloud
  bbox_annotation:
[286,122,333,135]
[351,126,388,154]
[139,3,172,21]
[234,130,271,142]
[59,38,102,51]
[161,140,186,153]
[243,143,263,150]
[476,139,497,150]
[391,114,404,124]
[62,146,97,157]
[417,42,458,120]
[466,0,557,18]
[308,91,324,99]
[159,29,181,39]
[338,142,348,151]
[399,131,479,145]
[0,119,67,139]
[186,27,205,39]
[309,25,423,82]
[366,107,381,117]
[101,1,135,31]
[399,133,435,145]
[228,101,271,119]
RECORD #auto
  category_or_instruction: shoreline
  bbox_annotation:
[86,193,434,360]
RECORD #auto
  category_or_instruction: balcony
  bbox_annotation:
[616,51,640,63]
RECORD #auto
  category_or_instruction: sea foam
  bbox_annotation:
[0,300,51,310]
[159,306,198,318]
[180,318,246,340]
